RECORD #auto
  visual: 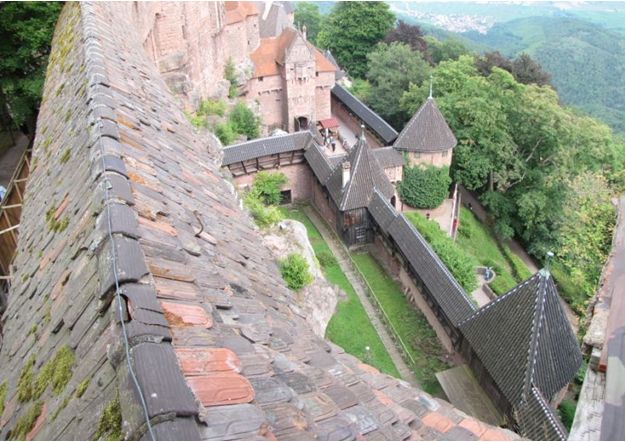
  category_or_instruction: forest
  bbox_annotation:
[296,1,623,315]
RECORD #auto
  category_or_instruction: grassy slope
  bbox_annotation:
[351,253,447,395]
[279,207,401,378]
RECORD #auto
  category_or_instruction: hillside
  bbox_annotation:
[461,16,625,133]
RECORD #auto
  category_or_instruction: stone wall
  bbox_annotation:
[231,162,313,203]
[407,150,453,168]
[331,95,386,148]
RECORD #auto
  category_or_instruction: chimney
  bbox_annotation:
[342,161,351,188]
[302,24,307,41]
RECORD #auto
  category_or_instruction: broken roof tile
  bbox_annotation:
[161,301,213,328]
[175,348,241,376]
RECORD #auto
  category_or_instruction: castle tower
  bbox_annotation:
[393,97,457,168]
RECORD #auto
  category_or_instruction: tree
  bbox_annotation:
[348,78,372,103]
[317,2,395,78]
[384,20,430,63]
[229,102,260,139]
[294,2,322,44]
[511,53,551,86]
[398,165,452,209]
[475,51,512,77]
[0,2,62,133]
[366,42,430,129]
[424,36,469,64]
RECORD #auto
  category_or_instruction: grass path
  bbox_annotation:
[279,206,401,378]
[351,253,448,395]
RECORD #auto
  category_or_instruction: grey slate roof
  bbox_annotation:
[304,142,335,184]
[515,386,568,441]
[368,189,398,234]
[372,147,404,169]
[331,84,398,144]
[222,131,313,165]
[393,98,457,153]
[387,214,476,325]
[326,136,395,211]
[458,270,582,407]
[258,2,291,38]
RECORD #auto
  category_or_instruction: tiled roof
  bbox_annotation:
[515,386,568,441]
[372,147,404,169]
[304,143,335,185]
[331,84,399,144]
[258,2,290,38]
[326,136,395,211]
[458,270,582,407]
[368,189,398,234]
[250,28,335,78]
[394,98,457,153]
[225,1,258,25]
[222,131,313,165]
[386,215,477,326]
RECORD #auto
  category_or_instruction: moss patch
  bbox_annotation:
[94,395,122,441]
[75,377,90,398]
[10,400,43,440]
[0,381,7,418]
[33,346,75,399]
[45,206,70,233]
[17,356,36,403]
[59,148,71,164]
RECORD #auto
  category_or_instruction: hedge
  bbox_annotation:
[398,165,451,209]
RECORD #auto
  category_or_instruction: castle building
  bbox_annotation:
[248,27,336,133]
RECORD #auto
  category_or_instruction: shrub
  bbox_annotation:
[186,111,208,129]
[243,189,283,228]
[489,272,518,295]
[215,121,237,146]
[253,171,287,205]
[225,58,238,98]
[280,254,313,290]
[558,399,577,431]
[398,165,451,209]
[504,248,533,281]
[198,98,226,117]
[406,212,478,293]
[229,102,260,139]
[316,250,338,269]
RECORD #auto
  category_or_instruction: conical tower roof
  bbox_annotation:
[326,132,394,211]
[458,269,582,406]
[393,98,457,153]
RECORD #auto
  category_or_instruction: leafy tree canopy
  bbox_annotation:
[366,42,431,129]
[384,20,431,63]
[294,2,322,44]
[424,36,469,65]
[317,2,395,78]
[399,54,623,301]
[0,2,62,130]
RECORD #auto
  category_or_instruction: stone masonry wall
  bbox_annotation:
[232,162,313,203]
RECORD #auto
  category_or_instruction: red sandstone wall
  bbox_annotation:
[232,163,313,202]
[331,96,386,148]
[408,150,453,168]
[311,177,337,229]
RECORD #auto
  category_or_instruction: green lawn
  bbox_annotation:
[279,206,401,378]
[351,253,448,395]
[456,208,532,295]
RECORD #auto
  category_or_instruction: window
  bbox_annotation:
[442,150,448,158]
[316,71,319,77]
[280,190,292,205]
[259,76,264,82]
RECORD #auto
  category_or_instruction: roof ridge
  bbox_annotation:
[457,272,541,328]
[529,385,568,440]
[394,99,428,148]
[340,139,365,210]
[522,274,549,405]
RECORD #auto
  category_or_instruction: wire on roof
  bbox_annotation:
[98,144,156,441]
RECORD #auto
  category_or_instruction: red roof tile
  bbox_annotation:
[161,301,212,328]
[175,347,241,375]
[186,373,255,406]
